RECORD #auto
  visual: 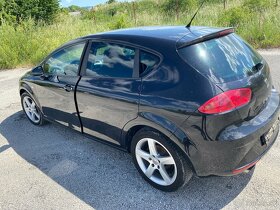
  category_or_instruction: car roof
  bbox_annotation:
[66,26,229,52]
[86,26,194,41]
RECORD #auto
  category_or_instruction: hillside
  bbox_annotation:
[0,0,279,69]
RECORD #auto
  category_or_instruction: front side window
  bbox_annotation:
[44,43,85,76]
[86,42,135,78]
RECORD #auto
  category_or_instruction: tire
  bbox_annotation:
[131,128,193,192]
[21,92,44,126]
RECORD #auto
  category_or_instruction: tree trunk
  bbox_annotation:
[176,0,179,21]
[224,0,227,10]
[157,0,160,23]
[132,2,137,25]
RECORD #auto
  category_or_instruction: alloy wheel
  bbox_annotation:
[22,96,41,124]
[135,138,177,186]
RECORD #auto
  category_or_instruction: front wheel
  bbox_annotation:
[131,128,193,192]
[21,92,44,126]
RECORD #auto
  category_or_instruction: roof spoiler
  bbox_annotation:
[177,28,235,49]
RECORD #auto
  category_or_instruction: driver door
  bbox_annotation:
[33,41,87,131]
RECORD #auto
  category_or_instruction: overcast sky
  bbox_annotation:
[60,0,132,7]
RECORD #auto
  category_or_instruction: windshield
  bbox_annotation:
[178,33,263,83]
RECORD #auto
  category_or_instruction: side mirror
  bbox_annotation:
[32,66,44,76]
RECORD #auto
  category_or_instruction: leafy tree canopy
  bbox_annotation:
[107,0,116,4]
[0,0,59,24]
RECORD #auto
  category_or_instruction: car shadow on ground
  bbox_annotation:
[0,111,254,209]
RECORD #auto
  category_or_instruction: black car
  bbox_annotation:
[19,26,280,191]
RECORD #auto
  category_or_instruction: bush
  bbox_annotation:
[108,14,129,30]
[162,0,197,18]
[243,0,272,13]
[218,6,251,27]
[0,0,59,25]
[0,0,17,25]
[0,16,107,69]
[107,0,116,4]
[243,0,273,27]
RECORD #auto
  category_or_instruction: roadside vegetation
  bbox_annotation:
[0,0,279,69]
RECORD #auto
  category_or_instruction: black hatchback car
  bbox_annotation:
[19,26,280,191]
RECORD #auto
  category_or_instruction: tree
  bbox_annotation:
[68,5,86,12]
[107,0,116,4]
[0,0,17,24]
[32,0,60,23]
[0,0,59,25]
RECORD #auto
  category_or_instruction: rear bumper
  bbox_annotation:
[188,89,280,176]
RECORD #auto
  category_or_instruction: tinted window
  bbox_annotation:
[178,34,263,83]
[44,43,85,76]
[86,42,135,78]
[140,51,160,75]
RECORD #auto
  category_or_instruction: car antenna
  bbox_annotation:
[186,0,207,28]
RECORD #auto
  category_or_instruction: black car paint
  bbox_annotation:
[180,90,280,176]
[19,26,280,177]
[76,76,141,145]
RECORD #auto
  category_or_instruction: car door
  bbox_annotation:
[76,41,141,145]
[32,41,87,131]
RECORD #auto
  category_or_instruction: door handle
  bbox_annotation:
[40,74,50,80]
[63,84,73,92]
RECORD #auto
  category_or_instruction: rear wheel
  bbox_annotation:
[21,93,44,126]
[131,128,193,191]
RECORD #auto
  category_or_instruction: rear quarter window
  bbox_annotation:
[140,51,160,76]
[178,33,263,83]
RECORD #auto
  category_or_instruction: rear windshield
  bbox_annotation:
[178,33,263,83]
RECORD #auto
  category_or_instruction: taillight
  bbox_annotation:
[198,88,252,114]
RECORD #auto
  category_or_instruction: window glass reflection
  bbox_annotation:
[86,42,135,78]
[140,51,160,75]
[44,43,85,76]
[179,34,263,83]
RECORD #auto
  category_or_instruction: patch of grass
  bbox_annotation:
[0,16,107,69]
[0,0,279,69]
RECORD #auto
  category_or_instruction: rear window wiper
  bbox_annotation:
[252,62,264,72]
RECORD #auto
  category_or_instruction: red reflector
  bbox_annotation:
[198,88,252,114]
[232,160,259,175]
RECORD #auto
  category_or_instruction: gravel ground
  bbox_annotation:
[0,50,280,210]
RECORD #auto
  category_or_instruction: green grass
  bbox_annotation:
[0,0,279,69]
[0,17,107,69]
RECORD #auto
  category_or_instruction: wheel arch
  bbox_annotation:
[20,88,27,96]
[121,113,197,174]
[20,83,42,112]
